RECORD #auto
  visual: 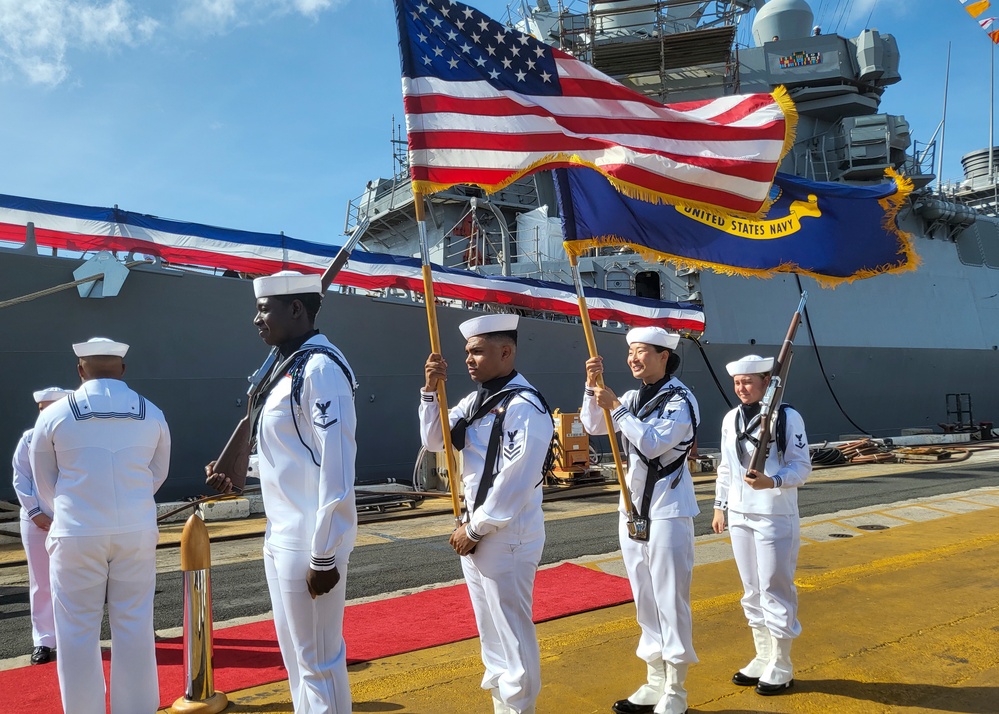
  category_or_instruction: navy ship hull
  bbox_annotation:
[3,233,997,503]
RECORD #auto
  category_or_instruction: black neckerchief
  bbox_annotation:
[735,402,763,465]
[452,370,518,450]
[740,402,762,422]
[278,329,319,359]
[636,375,669,412]
[473,369,518,412]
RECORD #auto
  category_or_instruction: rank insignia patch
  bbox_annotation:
[313,399,338,430]
[503,429,524,461]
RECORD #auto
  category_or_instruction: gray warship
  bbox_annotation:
[2,0,997,502]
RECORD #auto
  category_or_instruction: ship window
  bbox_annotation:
[956,225,985,267]
[978,221,999,269]
[635,271,661,299]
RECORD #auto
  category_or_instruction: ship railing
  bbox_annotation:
[443,218,577,284]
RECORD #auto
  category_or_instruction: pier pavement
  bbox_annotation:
[0,450,996,713]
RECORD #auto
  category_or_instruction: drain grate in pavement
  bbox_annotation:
[829,533,854,538]
[857,524,889,531]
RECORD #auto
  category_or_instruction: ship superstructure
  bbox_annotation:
[344,0,999,446]
[1,0,997,502]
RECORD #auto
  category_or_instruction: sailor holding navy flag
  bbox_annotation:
[580,327,699,714]
[712,355,811,696]
[419,313,553,714]
[207,269,358,714]
[11,386,74,666]
[29,337,170,714]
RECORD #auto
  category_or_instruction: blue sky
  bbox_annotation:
[0,0,993,246]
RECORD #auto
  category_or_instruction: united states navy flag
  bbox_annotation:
[555,167,919,287]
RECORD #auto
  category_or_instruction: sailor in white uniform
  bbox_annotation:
[419,314,553,714]
[711,354,811,696]
[580,327,699,714]
[29,337,171,714]
[11,386,74,665]
[209,270,358,714]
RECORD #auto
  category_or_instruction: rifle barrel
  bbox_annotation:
[747,292,807,475]
[321,217,369,292]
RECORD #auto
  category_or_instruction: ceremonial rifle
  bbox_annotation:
[748,291,808,477]
[207,218,370,494]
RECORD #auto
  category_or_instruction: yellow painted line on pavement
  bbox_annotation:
[192,490,999,713]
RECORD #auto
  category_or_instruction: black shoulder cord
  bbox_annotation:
[288,346,358,468]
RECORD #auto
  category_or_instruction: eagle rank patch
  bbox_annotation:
[313,399,338,430]
[503,429,525,461]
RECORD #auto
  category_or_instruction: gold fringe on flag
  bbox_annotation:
[563,169,920,289]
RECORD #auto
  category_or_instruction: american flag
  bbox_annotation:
[395,0,795,215]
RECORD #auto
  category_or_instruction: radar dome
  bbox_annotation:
[752,0,815,47]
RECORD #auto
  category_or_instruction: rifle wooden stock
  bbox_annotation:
[211,416,252,493]
[207,218,370,494]
[748,292,807,475]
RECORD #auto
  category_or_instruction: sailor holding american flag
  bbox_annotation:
[419,314,552,714]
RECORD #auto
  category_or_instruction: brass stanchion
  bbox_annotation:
[170,513,228,713]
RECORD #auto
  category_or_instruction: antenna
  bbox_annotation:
[391,114,409,178]
[991,41,995,181]
[938,42,951,194]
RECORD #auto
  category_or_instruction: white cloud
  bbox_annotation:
[178,0,341,33]
[292,0,334,15]
[0,0,158,86]
[0,0,344,85]
[180,0,239,30]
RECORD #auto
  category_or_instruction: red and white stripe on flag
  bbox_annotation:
[397,0,795,216]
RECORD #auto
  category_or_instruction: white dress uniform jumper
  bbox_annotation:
[12,427,56,653]
[12,386,74,663]
[30,375,171,714]
[714,390,811,693]
[255,333,359,714]
[581,374,700,714]
[419,369,553,714]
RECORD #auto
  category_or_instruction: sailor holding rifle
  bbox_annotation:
[30,337,170,714]
[208,270,358,714]
[11,386,74,666]
[712,354,811,695]
[419,313,553,714]
[580,327,699,714]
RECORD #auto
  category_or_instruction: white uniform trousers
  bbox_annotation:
[264,542,352,714]
[48,530,159,714]
[20,518,55,648]
[619,516,697,666]
[729,511,802,639]
[461,533,545,714]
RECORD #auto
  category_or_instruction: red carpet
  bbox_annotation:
[1,563,632,711]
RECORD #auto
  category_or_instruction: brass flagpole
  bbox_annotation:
[566,251,638,527]
[414,190,463,527]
